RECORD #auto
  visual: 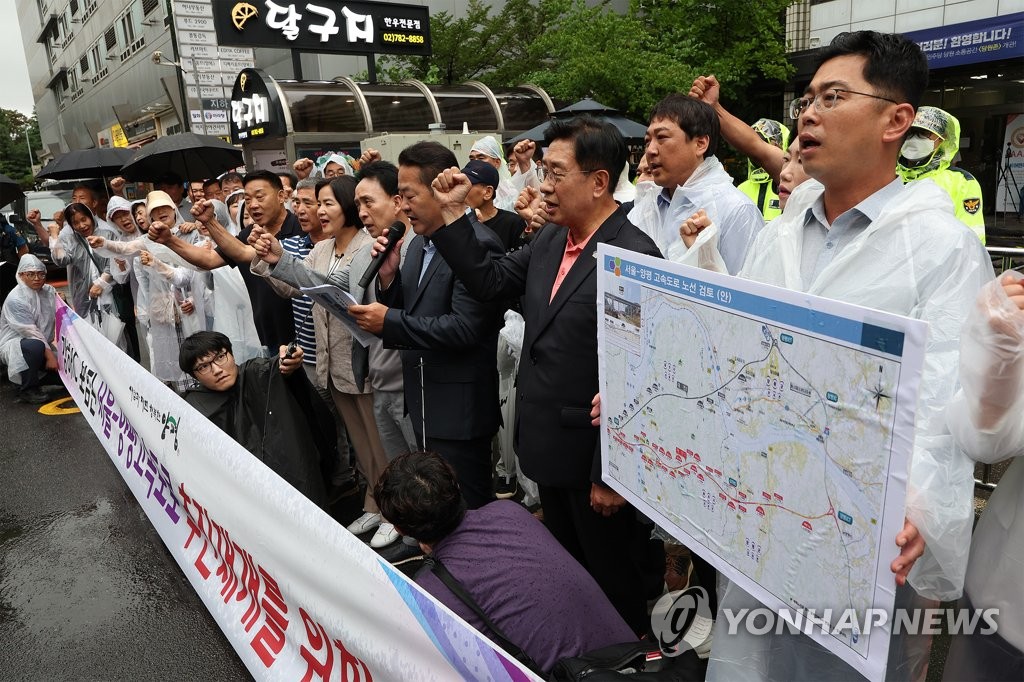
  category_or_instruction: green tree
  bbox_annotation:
[524,0,794,121]
[0,108,42,188]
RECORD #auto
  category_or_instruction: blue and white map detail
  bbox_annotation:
[597,245,927,679]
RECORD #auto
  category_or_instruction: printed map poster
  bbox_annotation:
[596,245,927,680]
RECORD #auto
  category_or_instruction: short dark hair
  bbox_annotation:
[276,170,298,189]
[397,141,457,188]
[315,175,363,229]
[221,171,244,185]
[815,31,929,110]
[63,202,95,226]
[546,115,628,189]
[649,95,719,159]
[243,170,283,191]
[356,160,399,196]
[373,451,466,544]
[154,173,184,187]
[202,178,222,190]
[72,183,99,200]
[179,331,232,375]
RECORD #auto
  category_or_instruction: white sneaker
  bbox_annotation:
[346,512,381,535]
[370,522,400,548]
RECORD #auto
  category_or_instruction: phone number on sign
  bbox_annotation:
[382,33,425,44]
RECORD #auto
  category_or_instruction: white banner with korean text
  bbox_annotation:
[54,296,538,681]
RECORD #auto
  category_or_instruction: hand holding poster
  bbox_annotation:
[596,245,927,680]
[55,296,537,681]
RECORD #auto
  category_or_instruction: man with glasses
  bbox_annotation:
[179,330,328,507]
[420,116,664,636]
[632,95,763,273]
[706,31,994,681]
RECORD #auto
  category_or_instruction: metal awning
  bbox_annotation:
[45,67,68,90]
[36,13,58,44]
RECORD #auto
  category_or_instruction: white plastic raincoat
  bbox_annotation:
[0,256,56,382]
[944,271,1024,658]
[707,178,995,681]
[627,157,763,274]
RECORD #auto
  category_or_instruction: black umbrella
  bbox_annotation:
[120,133,243,182]
[0,173,25,209]
[35,148,134,180]
[508,98,649,144]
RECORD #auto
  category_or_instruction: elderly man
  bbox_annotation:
[0,256,62,404]
[469,135,528,213]
[179,330,328,506]
[149,170,302,350]
[422,116,664,635]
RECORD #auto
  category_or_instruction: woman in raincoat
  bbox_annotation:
[0,255,58,404]
[88,191,205,389]
[46,202,125,348]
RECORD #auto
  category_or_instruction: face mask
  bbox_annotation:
[900,136,936,162]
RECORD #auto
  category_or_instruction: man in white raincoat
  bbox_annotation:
[630,95,763,272]
[706,31,994,681]
[0,255,59,404]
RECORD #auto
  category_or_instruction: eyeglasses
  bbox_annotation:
[535,166,592,185]
[20,272,46,279]
[789,88,898,120]
[193,349,231,376]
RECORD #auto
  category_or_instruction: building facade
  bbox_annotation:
[16,0,507,162]
[785,0,1024,213]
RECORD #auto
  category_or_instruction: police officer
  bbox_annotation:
[0,213,29,301]
[898,106,985,243]
[737,118,789,221]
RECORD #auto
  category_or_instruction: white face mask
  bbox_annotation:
[900,136,936,162]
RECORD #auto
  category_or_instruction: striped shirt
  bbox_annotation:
[280,234,317,365]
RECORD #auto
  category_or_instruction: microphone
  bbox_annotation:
[358,221,406,288]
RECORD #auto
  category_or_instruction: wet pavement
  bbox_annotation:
[0,379,251,680]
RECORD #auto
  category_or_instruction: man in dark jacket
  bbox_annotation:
[179,331,328,507]
[348,142,505,510]
[423,116,665,635]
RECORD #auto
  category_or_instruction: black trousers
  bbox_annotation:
[538,484,665,636]
[18,338,46,392]
[422,433,495,509]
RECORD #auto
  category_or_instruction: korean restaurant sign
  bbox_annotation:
[211,0,431,56]
[229,68,288,144]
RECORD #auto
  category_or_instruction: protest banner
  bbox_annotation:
[54,296,537,681]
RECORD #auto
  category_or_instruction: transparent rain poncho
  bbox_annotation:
[705,177,995,681]
[627,157,763,274]
[0,255,56,382]
[944,271,1024,655]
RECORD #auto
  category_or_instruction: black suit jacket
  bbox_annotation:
[377,224,504,441]
[432,208,662,488]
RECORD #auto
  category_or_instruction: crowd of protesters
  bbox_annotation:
[1,28,1019,679]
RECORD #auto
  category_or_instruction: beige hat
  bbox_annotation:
[146,190,177,219]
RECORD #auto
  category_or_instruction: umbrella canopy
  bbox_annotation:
[35,148,134,181]
[552,98,618,116]
[120,133,243,182]
[508,113,649,144]
[0,173,25,208]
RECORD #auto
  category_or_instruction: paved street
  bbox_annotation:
[0,379,251,680]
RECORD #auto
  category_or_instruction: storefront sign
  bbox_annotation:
[905,12,1023,68]
[211,0,431,56]
[230,68,288,144]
